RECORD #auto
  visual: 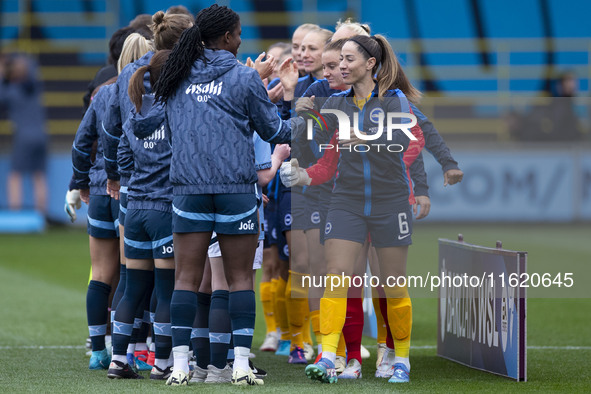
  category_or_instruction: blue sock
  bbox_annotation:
[86,280,111,351]
[150,287,158,346]
[170,290,197,349]
[191,292,211,369]
[209,290,231,369]
[137,274,154,348]
[112,269,153,356]
[154,268,174,361]
[229,290,256,351]
[111,264,126,311]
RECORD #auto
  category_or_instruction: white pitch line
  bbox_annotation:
[1,344,590,350]
[364,345,591,350]
[0,345,85,350]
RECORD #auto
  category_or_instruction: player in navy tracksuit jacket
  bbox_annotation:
[108,50,178,380]
[152,4,295,386]
[69,82,121,371]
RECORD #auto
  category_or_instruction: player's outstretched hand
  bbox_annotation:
[413,195,431,220]
[280,158,311,187]
[254,52,277,81]
[444,168,463,186]
[278,58,298,99]
[64,189,81,222]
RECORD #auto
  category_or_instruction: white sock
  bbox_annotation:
[155,358,169,370]
[127,343,136,354]
[317,344,322,354]
[323,351,336,364]
[112,354,127,364]
[172,345,190,374]
[135,342,148,352]
[394,356,410,371]
[149,342,156,353]
[233,346,250,372]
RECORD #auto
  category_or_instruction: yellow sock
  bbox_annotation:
[260,281,276,334]
[286,272,309,350]
[88,266,92,285]
[275,276,290,340]
[336,333,346,358]
[385,286,412,358]
[310,309,322,346]
[320,274,349,354]
[270,278,279,330]
[372,293,387,344]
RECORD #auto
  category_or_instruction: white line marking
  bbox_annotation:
[364,345,591,350]
[0,344,590,351]
[0,345,85,350]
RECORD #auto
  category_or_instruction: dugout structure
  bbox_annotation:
[437,237,527,381]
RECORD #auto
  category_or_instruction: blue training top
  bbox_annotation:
[101,51,154,185]
[165,48,293,196]
[70,84,114,196]
[119,94,172,213]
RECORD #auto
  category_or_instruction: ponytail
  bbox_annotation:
[154,25,204,103]
[373,35,421,103]
[129,65,150,113]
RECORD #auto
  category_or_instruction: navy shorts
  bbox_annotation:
[304,196,321,232]
[87,194,120,239]
[277,228,289,261]
[318,203,330,245]
[172,193,258,235]
[324,203,413,248]
[118,185,128,226]
[124,209,174,259]
[278,189,292,233]
[264,198,278,248]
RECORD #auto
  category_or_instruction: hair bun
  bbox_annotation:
[152,11,165,26]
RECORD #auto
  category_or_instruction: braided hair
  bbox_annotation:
[154,4,240,103]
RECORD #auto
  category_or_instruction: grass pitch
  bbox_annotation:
[0,224,589,392]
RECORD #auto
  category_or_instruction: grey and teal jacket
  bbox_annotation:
[70,84,113,196]
[118,94,172,213]
[164,48,292,195]
[101,51,154,184]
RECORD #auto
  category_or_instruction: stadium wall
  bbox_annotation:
[1,145,589,224]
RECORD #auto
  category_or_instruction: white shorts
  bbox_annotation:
[253,241,264,270]
[208,234,263,270]
[207,232,222,258]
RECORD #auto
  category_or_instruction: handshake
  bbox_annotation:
[279,159,311,188]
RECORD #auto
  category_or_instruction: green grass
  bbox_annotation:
[0,224,590,392]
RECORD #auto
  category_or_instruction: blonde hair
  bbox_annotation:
[293,23,320,38]
[117,33,154,74]
[335,18,370,36]
[306,28,333,45]
[150,10,194,51]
